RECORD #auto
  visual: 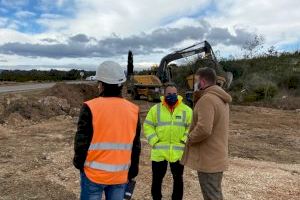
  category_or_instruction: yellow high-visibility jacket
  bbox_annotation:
[143,95,192,162]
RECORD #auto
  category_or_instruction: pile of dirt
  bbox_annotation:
[0,83,99,125]
[42,83,98,107]
[1,95,65,122]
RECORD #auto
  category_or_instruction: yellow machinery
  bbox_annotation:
[127,74,163,101]
[127,54,163,101]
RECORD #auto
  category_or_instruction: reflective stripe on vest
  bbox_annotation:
[153,144,185,151]
[88,142,133,151]
[85,161,130,172]
[156,104,188,128]
[144,119,156,127]
[146,133,156,142]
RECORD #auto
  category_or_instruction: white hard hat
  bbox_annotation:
[95,61,126,84]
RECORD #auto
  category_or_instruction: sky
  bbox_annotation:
[0,0,299,70]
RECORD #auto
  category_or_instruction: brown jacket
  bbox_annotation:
[181,85,232,173]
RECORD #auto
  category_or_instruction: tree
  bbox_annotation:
[242,34,265,58]
[127,50,134,78]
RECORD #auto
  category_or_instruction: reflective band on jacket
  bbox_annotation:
[153,145,169,150]
[173,122,186,127]
[156,105,187,127]
[147,133,156,142]
[88,142,133,151]
[144,120,156,126]
[157,121,172,126]
[153,145,184,151]
[85,161,130,172]
[182,110,186,122]
[173,146,185,150]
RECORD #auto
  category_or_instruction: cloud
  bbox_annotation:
[40,13,64,19]
[6,20,21,30]
[56,0,69,7]
[37,0,74,12]
[0,0,28,9]
[0,21,255,59]
[206,0,300,48]
[15,11,36,18]
[69,34,91,43]
[57,0,210,38]
[40,38,59,43]
[36,13,70,31]
[0,17,8,27]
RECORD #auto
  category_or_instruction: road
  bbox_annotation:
[0,81,94,94]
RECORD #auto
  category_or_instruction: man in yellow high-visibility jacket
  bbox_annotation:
[143,83,192,200]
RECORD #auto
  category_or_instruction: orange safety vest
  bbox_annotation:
[84,97,139,185]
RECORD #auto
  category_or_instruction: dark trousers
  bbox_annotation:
[151,161,184,200]
[198,172,223,200]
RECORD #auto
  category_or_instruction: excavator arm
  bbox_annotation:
[156,40,232,90]
[157,41,215,83]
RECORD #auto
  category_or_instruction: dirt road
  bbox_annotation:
[0,100,299,199]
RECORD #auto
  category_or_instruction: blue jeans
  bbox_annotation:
[80,172,126,200]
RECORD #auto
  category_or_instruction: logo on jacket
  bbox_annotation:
[175,115,182,119]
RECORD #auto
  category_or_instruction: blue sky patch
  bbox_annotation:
[0,0,75,33]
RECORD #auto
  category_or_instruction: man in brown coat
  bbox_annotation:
[181,67,232,200]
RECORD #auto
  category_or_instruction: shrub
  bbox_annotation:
[253,83,278,100]
[286,75,299,89]
[243,73,278,101]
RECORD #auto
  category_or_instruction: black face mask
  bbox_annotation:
[165,94,178,106]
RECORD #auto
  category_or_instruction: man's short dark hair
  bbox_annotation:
[101,82,123,97]
[164,82,177,94]
[196,67,217,84]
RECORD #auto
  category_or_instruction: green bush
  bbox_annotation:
[243,93,259,102]
[221,61,245,80]
[229,79,244,91]
[286,75,299,89]
[253,83,278,100]
[243,73,278,101]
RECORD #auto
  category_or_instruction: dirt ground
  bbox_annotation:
[0,87,299,200]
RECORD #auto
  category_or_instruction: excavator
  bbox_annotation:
[127,41,232,103]
[157,40,232,88]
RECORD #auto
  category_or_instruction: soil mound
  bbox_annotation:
[0,83,99,125]
[43,83,98,107]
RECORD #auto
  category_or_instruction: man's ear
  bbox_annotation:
[200,79,206,89]
[98,82,104,96]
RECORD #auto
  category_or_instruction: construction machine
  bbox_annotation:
[127,51,163,101]
[127,41,232,102]
[157,40,232,88]
[156,40,232,106]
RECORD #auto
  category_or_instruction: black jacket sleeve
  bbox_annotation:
[128,115,141,180]
[73,103,93,171]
